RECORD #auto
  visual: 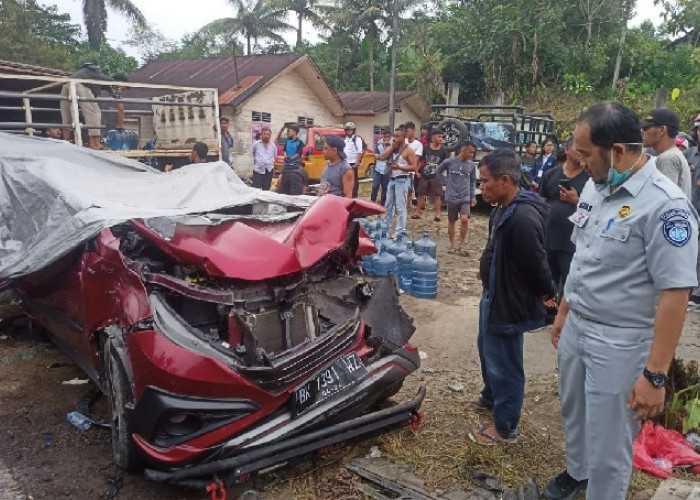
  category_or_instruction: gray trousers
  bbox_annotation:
[558,311,652,500]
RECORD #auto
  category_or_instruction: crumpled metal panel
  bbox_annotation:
[132,196,384,280]
[0,133,316,280]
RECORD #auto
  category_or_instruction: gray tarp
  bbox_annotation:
[0,133,314,280]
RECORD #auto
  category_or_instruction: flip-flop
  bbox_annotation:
[411,214,421,219]
[465,399,492,414]
[458,248,470,257]
[447,247,457,254]
[472,426,518,446]
[433,217,441,222]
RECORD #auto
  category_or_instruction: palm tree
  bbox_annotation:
[201,0,292,56]
[81,0,148,50]
[282,0,325,47]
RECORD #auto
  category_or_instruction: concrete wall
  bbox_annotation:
[348,106,424,150]
[230,68,341,177]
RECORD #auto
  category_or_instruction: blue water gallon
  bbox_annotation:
[370,229,382,243]
[369,218,382,233]
[411,247,439,299]
[397,241,417,292]
[378,230,393,253]
[125,129,139,149]
[361,252,374,275]
[105,129,126,150]
[372,245,398,276]
[380,218,391,233]
[414,231,438,259]
[387,232,408,256]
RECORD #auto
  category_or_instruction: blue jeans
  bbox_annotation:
[477,292,525,438]
[371,170,390,205]
[383,176,411,235]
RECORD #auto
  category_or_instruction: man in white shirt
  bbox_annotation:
[343,122,364,198]
[404,121,424,211]
[251,128,276,190]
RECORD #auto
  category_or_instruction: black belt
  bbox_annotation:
[392,175,411,180]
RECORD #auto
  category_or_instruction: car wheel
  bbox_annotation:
[364,163,375,179]
[104,338,144,470]
[438,118,469,153]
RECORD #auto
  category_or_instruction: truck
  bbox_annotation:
[0,72,221,169]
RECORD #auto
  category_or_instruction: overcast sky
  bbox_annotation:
[53,0,665,62]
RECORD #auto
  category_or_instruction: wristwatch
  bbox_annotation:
[643,368,669,388]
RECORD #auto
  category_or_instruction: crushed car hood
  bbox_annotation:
[0,133,321,280]
[132,197,384,280]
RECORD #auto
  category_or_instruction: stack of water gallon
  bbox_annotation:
[356,218,438,299]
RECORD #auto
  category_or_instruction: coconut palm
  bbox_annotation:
[282,0,325,47]
[81,0,148,50]
[201,0,292,55]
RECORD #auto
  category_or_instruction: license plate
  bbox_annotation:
[293,353,367,417]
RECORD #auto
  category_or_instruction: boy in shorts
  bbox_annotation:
[413,128,447,221]
[438,142,478,255]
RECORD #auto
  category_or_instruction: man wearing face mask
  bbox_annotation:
[544,102,699,500]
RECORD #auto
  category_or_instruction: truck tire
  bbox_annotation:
[438,118,469,153]
[104,338,144,470]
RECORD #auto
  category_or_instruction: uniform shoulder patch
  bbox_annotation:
[660,208,692,247]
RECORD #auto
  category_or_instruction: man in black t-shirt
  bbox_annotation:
[538,139,590,296]
[412,129,447,221]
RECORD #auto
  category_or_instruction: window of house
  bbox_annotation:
[298,116,314,125]
[251,111,272,143]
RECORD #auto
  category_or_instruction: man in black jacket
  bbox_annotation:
[472,149,556,445]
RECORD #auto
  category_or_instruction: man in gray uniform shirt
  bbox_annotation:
[641,109,691,198]
[544,102,698,500]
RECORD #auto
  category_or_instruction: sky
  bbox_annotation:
[53,0,666,62]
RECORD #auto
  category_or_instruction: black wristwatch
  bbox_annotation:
[643,368,669,388]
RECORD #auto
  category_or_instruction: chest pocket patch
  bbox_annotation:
[593,225,631,267]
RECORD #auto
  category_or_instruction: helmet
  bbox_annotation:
[344,121,356,130]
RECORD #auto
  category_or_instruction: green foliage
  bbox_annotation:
[0,0,80,71]
[70,43,139,75]
[562,73,593,94]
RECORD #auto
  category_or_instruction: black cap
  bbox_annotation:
[641,109,680,131]
[325,135,347,159]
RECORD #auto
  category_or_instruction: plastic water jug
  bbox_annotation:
[397,242,416,292]
[361,253,374,275]
[369,218,382,233]
[105,129,126,150]
[378,230,393,253]
[387,233,408,257]
[414,231,437,259]
[372,245,398,276]
[411,247,438,299]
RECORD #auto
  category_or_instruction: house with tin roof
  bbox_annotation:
[128,53,346,173]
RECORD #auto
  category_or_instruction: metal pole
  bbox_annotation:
[69,81,83,147]
[22,98,34,136]
[388,0,398,132]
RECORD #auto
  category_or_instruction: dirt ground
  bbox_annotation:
[1,205,699,500]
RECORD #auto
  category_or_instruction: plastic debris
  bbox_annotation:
[369,446,382,458]
[66,411,92,431]
[633,421,700,478]
[422,367,438,374]
[448,382,465,392]
[62,378,90,385]
[418,351,428,360]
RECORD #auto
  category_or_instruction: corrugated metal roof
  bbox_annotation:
[128,54,305,107]
[0,59,70,77]
[338,91,417,115]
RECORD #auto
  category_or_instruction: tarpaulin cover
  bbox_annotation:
[0,133,314,280]
[633,421,700,478]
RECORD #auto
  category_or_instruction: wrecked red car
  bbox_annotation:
[0,133,423,489]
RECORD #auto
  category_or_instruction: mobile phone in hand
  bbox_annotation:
[559,179,572,190]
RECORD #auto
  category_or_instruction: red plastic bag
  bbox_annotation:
[633,421,700,478]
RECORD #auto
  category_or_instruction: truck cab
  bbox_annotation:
[274,123,375,181]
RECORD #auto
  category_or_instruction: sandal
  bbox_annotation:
[472,426,518,446]
[458,248,470,257]
[465,399,492,414]
[433,217,441,222]
[447,247,457,254]
[411,214,421,219]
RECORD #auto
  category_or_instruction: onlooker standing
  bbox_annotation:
[545,102,698,500]
[60,62,120,150]
[472,149,556,446]
[404,121,424,211]
[343,122,364,198]
[379,127,419,236]
[320,136,354,197]
[251,128,276,190]
[220,117,234,166]
[165,141,208,172]
[438,142,478,255]
[538,139,589,297]
[284,125,304,168]
[413,128,447,221]
[531,138,557,190]
[277,163,308,196]
[641,109,692,198]
[419,125,429,148]
[687,116,700,307]
[371,130,392,205]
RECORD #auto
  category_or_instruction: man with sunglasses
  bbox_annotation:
[641,109,691,199]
